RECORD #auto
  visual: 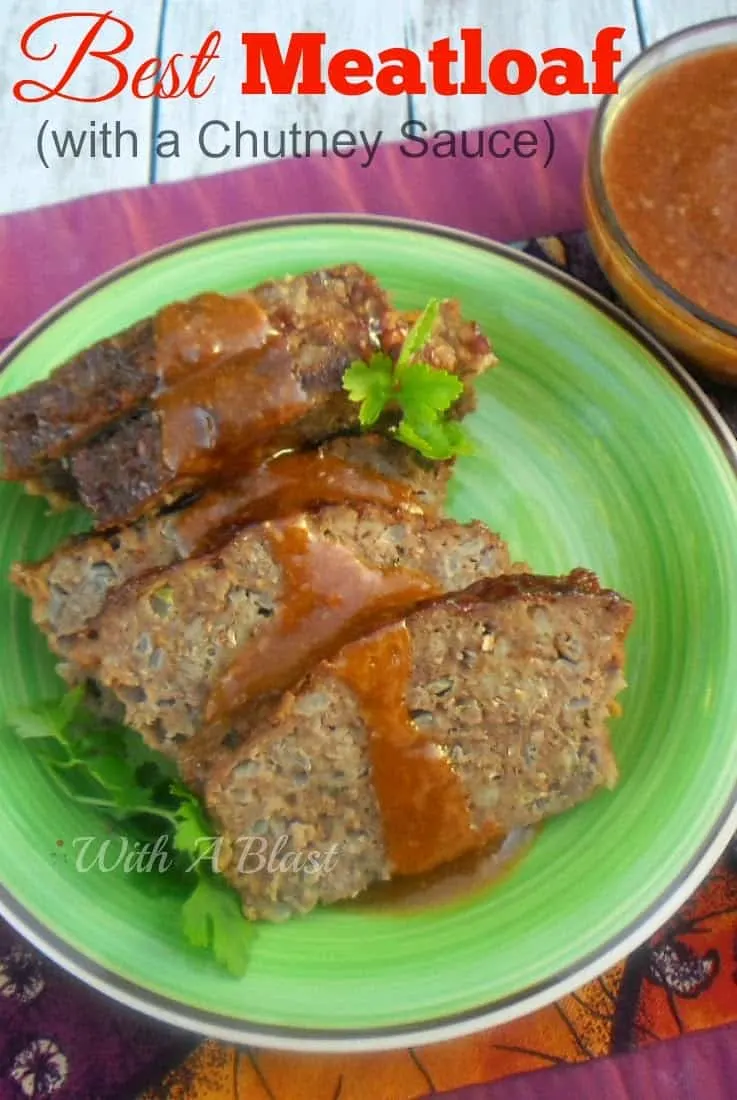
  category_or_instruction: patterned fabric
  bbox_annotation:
[1,233,736,1100]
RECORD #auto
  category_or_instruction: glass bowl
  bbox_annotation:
[584,18,737,383]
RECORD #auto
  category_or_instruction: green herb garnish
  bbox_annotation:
[343,299,474,460]
[6,688,254,978]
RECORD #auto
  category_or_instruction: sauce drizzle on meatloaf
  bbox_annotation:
[64,503,513,761]
[205,569,633,920]
[11,436,451,648]
[172,442,444,555]
[152,293,273,388]
[68,294,495,526]
[205,517,442,726]
[333,621,501,876]
[0,264,390,482]
[156,342,316,484]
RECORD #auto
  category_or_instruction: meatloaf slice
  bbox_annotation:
[12,436,452,645]
[0,320,157,482]
[66,505,512,758]
[0,264,388,483]
[68,298,495,526]
[203,570,633,921]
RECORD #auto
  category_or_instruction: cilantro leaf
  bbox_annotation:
[7,690,84,741]
[83,753,139,793]
[5,688,255,978]
[342,298,477,462]
[396,417,473,461]
[427,418,474,456]
[182,875,254,978]
[396,299,441,369]
[342,355,394,426]
[126,734,178,780]
[395,361,464,421]
[172,789,214,857]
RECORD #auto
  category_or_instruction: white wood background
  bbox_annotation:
[0,0,735,216]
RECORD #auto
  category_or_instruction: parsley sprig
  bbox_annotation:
[343,299,474,461]
[5,689,253,978]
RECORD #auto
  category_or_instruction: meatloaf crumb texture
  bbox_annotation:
[11,436,452,644]
[64,504,513,756]
[0,266,496,528]
[0,264,390,484]
[0,320,157,480]
[205,571,633,920]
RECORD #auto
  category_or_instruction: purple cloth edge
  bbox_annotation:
[0,110,594,339]
[437,1021,737,1100]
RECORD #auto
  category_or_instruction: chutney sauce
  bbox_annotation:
[153,292,273,386]
[172,448,422,556]
[332,622,502,877]
[205,519,441,725]
[603,45,737,326]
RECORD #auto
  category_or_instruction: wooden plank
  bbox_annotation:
[403,0,641,130]
[154,0,412,183]
[9,0,732,217]
[0,1,161,216]
[636,0,737,44]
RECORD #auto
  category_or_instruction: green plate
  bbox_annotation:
[1,217,736,1052]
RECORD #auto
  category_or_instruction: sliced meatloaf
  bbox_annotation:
[11,436,452,646]
[68,298,495,526]
[0,264,388,482]
[0,319,158,483]
[204,570,633,920]
[66,504,513,758]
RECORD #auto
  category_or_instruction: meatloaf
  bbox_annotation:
[202,570,633,920]
[65,504,513,759]
[0,264,388,482]
[67,297,494,526]
[0,264,496,528]
[12,435,452,646]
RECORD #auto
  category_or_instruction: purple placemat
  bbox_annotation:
[0,923,192,1099]
[442,1021,737,1100]
[0,112,594,339]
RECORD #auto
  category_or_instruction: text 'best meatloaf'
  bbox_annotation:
[204,570,634,920]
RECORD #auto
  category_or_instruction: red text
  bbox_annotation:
[13,11,220,103]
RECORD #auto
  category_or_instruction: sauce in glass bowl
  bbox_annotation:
[603,45,737,328]
[584,19,737,382]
